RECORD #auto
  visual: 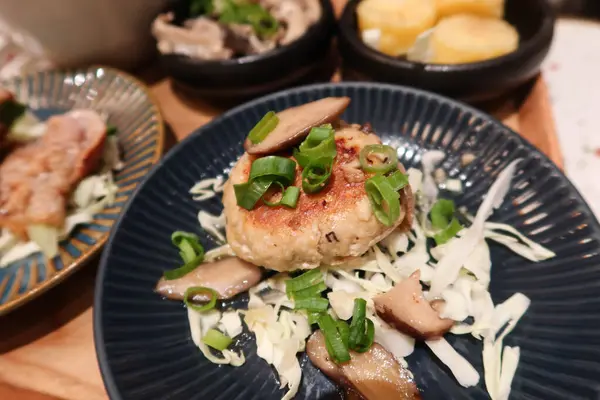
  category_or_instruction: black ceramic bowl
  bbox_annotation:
[338,0,555,102]
[95,83,600,400]
[160,0,335,103]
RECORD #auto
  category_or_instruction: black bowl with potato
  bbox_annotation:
[337,0,555,102]
[154,0,336,104]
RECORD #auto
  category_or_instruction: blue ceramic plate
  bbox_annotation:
[0,67,164,315]
[95,83,600,400]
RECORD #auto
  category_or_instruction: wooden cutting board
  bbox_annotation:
[0,1,563,399]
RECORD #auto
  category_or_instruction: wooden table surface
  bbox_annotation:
[0,1,563,399]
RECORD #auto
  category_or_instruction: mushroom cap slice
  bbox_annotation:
[244,97,351,155]
[155,256,262,301]
[373,270,454,340]
[307,331,421,400]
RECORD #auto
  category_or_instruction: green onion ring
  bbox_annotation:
[365,175,401,227]
[353,318,375,353]
[203,329,233,351]
[234,178,272,210]
[290,281,328,299]
[249,156,297,185]
[262,181,286,207]
[247,111,279,144]
[348,298,367,349]
[184,286,218,312]
[293,297,329,312]
[308,311,322,325]
[294,124,337,168]
[318,314,351,364]
[285,268,323,294]
[302,157,334,194]
[336,319,350,348]
[387,170,409,191]
[359,144,398,174]
[280,186,300,208]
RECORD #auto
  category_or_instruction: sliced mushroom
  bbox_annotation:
[307,331,421,400]
[244,97,351,155]
[373,270,454,340]
[156,257,262,302]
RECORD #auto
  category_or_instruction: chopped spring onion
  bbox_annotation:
[234,179,269,210]
[347,298,374,352]
[430,199,456,229]
[359,144,398,174]
[184,286,218,312]
[348,298,366,347]
[387,170,409,191]
[285,269,323,293]
[308,312,322,325]
[203,329,233,351]
[263,184,300,209]
[302,157,334,194]
[295,125,337,167]
[430,199,463,245]
[318,314,351,363]
[294,297,329,312]
[235,157,297,210]
[365,175,401,226]
[291,281,327,299]
[262,181,286,207]
[336,319,350,347]
[172,231,205,264]
[247,111,279,144]
[434,218,463,245]
[164,231,205,280]
[249,156,296,184]
[280,186,300,208]
[0,99,26,128]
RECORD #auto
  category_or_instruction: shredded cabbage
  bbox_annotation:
[187,308,245,366]
[244,305,309,400]
[429,159,522,296]
[425,338,480,387]
[198,210,226,242]
[190,176,225,201]
[219,310,243,338]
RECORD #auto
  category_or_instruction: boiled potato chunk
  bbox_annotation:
[357,0,437,57]
[429,14,518,64]
[435,0,504,19]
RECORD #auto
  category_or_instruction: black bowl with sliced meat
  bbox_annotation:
[155,0,336,104]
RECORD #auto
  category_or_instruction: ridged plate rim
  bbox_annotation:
[94,81,600,400]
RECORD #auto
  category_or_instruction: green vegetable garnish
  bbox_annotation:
[430,199,463,245]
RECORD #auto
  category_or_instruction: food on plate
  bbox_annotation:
[409,14,519,64]
[373,270,454,340]
[152,0,322,60]
[435,0,503,19]
[156,98,556,400]
[156,254,262,301]
[0,110,106,240]
[306,330,421,399]
[357,0,437,57]
[357,0,519,64]
[223,103,414,271]
[0,90,122,267]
